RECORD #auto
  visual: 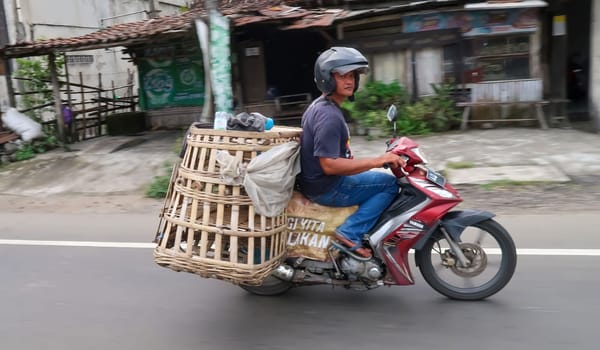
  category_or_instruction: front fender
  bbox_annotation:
[441,210,495,240]
[413,210,495,251]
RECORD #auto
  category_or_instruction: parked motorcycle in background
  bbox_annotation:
[242,105,517,300]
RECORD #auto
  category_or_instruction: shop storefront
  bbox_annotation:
[403,3,545,102]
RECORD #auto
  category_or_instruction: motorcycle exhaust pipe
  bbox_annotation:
[272,264,295,281]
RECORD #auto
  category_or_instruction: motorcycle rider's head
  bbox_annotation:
[314,47,369,102]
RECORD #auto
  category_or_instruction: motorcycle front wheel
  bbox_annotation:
[240,276,293,296]
[416,218,517,301]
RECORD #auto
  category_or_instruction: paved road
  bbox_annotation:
[1,211,599,350]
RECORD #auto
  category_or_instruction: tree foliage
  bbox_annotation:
[343,81,461,136]
[14,56,65,123]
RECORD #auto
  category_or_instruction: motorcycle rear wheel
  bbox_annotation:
[416,218,516,301]
[240,276,293,296]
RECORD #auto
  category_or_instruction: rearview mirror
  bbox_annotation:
[387,105,397,122]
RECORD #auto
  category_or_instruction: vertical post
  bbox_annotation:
[127,68,135,112]
[79,72,86,140]
[2,59,16,108]
[590,0,600,132]
[48,52,65,144]
[410,47,418,102]
[195,19,212,123]
[148,0,160,19]
[97,72,102,136]
[0,0,15,108]
[63,53,74,142]
[550,7,568,101]
[111,80,116,112]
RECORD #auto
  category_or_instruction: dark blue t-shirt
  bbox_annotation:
[299,96,353,197]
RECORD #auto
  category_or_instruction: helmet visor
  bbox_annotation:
[332,64,369,75]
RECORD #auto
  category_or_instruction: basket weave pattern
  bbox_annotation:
[154,126,301,285]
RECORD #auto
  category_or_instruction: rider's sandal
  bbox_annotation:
[334,233,372,258]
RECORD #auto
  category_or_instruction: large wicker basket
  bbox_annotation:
[153,125,302,285]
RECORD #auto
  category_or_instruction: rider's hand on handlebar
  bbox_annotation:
[379,152,406,169]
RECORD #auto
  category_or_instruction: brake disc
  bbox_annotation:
[450,242,488,277]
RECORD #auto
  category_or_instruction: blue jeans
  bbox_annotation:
[306,171,399,243]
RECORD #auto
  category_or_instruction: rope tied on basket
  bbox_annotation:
[215,141,301,217]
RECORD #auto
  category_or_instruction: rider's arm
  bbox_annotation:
[320,153,405,176]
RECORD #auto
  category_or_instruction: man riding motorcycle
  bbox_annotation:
[298,47,406,258]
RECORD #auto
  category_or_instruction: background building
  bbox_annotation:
[0,0,189,112]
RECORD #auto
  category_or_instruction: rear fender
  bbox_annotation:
[413,210,495,251]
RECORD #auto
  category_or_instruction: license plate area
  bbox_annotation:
[426,168,446,187]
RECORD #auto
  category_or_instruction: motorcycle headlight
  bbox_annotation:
[411,147,428,164]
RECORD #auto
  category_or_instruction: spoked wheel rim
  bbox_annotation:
[417,219,517,300]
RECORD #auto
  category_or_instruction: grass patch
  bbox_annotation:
[145,128,187,199]
[146,162,175,199]
[15,146,36,161]
[146,173,171,198]
[446,161,476,169]
[480,179,555,190]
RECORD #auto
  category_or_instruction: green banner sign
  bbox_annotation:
[139,54,205,110]
[209,9,233,113]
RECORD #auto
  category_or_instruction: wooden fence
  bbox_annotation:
[14,69,138,143]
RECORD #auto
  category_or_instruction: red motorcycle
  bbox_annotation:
[241,105,517,300]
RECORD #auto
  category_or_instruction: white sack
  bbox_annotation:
[216,141,300,217]
[1,107,44,142]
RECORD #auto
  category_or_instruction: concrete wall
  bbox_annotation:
[590,0,600,132]
[1,0,189,111]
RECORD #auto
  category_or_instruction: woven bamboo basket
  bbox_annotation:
[153,125,302,285]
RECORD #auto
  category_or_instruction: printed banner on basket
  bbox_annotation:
[286,192,357,260]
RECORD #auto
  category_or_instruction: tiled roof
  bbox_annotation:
[0,0,466,58]
[0,0,307,57]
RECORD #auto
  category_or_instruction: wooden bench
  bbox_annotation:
[0,131,19,145]
[274,93,311,115]
[456,100,549,130]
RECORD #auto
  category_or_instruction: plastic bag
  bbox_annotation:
[1,108,44,142]
[226,112,273,132]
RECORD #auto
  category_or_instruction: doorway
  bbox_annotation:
[566,0,591,121]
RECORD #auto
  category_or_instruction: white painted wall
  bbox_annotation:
[1,0,189,111]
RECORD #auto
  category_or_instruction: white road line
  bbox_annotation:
[0,239,156,249]
[516,248,600,256]
[1,240,600,256]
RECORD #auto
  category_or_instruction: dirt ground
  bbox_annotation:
[455,175,600,215]
[2,175,599,215]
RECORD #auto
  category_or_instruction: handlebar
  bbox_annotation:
[383,155,409,169]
